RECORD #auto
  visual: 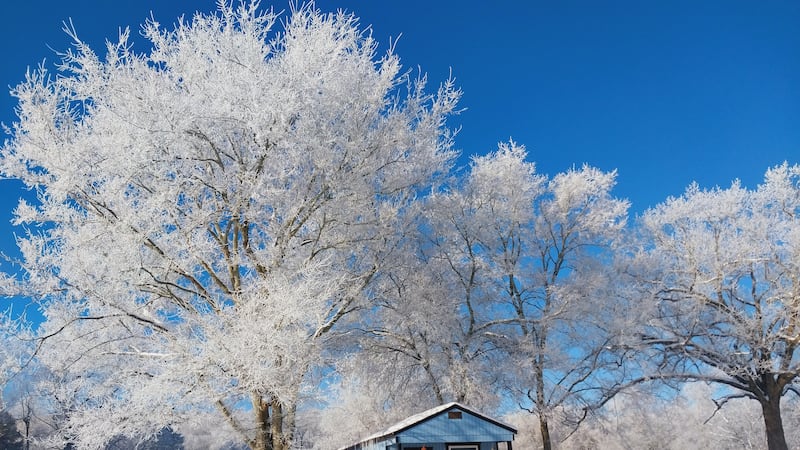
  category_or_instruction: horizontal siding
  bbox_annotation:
[397,408,514,443]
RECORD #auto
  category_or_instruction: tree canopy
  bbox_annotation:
[0,2,798,450]
[623,163,800,450]
[0,2,458,449]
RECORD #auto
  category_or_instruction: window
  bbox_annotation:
[447,411,462,419]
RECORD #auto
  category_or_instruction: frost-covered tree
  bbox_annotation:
[540,383,776,450]
[0,2,459,449]
[304,197,500,448]
[517,382,800,450]
[359,143,628,450]
[350,212,501,410]
[464,145,628,450]
[320,148,521,431]
[625,163,800,450]
[322,144,627,450]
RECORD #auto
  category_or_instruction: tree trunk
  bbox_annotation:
[284,400,297,448]
[422,359,445,404]
[23,416,30,450]
[271,399,285,450]
[535,353,552,450]
[249,395,291,450]
[761,396,788,450]
[539,413,552,450]
[252,394,271,450]
[533,330,552,450]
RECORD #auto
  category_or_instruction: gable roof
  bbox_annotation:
[342,402,517,449]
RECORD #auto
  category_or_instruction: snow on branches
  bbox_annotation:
[0,2,459,449]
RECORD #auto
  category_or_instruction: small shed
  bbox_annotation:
[340,402,516,450]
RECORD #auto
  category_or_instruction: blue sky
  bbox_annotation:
[0,0,798,258]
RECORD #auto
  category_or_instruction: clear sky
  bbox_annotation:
[0,0,798,259]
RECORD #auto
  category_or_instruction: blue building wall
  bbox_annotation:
[395,407,514,444]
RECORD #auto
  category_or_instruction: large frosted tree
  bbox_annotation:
[626,163,800,450]
[0,2,459,449]
[481,149,629,450]
[314,144,628,450]
[355,143,629,450]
